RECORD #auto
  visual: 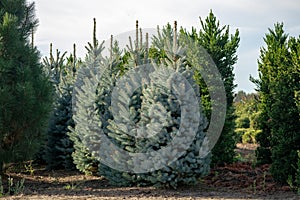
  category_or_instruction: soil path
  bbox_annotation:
[1,144,299,200]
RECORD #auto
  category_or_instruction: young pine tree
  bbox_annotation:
[0,0,52,172]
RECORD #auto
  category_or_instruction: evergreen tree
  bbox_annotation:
[0,0,52,172]
[182,11,240,165]
[270,32,300,183]
[43,45,78,170]
[251,24,288,165]
[68,19,111,175]
[291,38,300,189]
[252,23,300,183]
[72,20,211,188]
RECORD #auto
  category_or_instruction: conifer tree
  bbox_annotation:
[68,18,116,175]
[291,39,300,189]
[73,20,211,188]
[167,11,240,165]
[150,11,239,165]
[252,23,300,183]
[43,44,78,170]
[195,11,239,165]
[0,0,52,172]
[251,24,288,165]
[270,32,300,184]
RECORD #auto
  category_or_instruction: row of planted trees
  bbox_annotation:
[0,0,299,189]
[41,12,239,187]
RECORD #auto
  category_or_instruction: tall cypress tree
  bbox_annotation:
[182,11,240,165]
[0,0,52,172]
[252,23,300,183]
[287,35,300,189]
[251,24,289,165]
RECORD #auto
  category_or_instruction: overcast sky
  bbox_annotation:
[32,0,300,93]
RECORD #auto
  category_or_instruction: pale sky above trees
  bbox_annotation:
[32,0,300,92]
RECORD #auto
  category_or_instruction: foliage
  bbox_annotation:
[234,91,261,144]
[72,21,211,188]
[297,93,300,191]
[242,129,260,144]
[296,151,300,193]
[0,0,53,172]
[182,11,240,165]
[0,176,2,196]
[0,176,25,196]
[251,23,300,183]
[296,91,300,116]
[236,116,250,129]
[24,160,35,176]
[149,11,239,166]
[67,20,104,175]
[42,45,78,170]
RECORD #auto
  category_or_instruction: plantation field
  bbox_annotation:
[1,1,299,199]
[1,144,299,200]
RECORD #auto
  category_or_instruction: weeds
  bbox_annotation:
[8,176,25,195]
[64,181,79,190]
[234,153,246,162]
[0,175,25,196]
[262,171,267,191]
[0,176,3,197]
[297,150,300,195]
[287,175,300,195]
[252,179,257,194]
[24,160,35,176]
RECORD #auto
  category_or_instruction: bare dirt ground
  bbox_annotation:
[1,143,299,200]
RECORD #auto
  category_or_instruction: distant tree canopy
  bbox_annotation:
[234,91,261,144]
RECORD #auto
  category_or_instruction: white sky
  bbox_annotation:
[32,0,300,93]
